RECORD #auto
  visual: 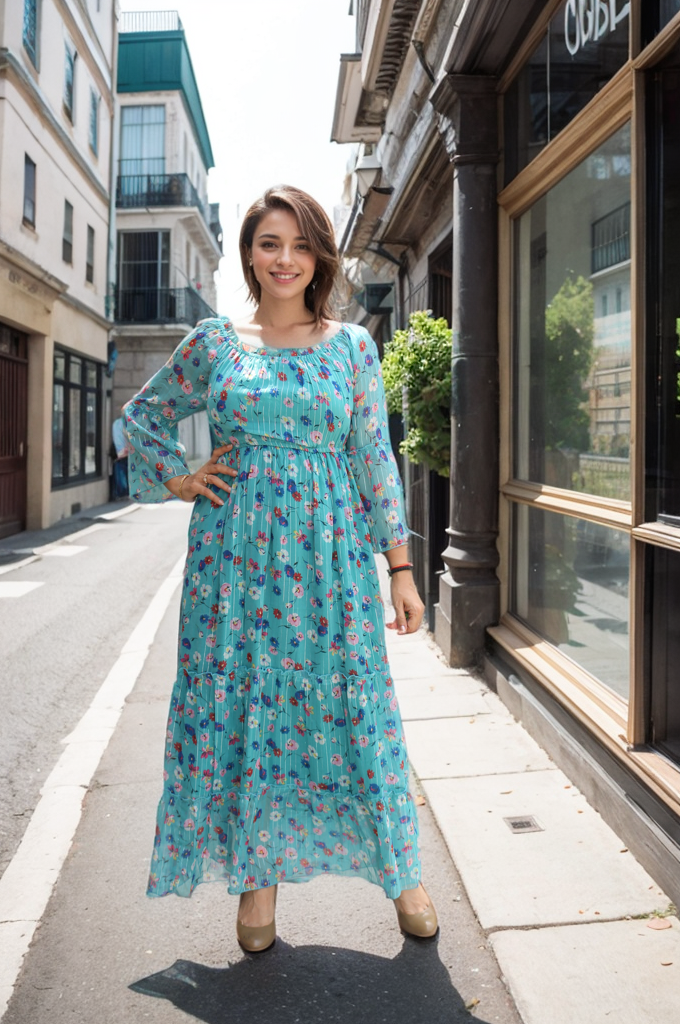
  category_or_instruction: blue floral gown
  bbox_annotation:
[124,317,422,900]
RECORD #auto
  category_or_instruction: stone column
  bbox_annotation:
[430,75,500,667]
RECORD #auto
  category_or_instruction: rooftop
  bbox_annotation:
[118,10,183,33]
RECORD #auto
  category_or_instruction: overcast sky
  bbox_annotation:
[119,0,357,317]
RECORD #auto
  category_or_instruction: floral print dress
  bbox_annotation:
[124,317,422,899]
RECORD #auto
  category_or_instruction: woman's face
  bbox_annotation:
[249,208,317,304]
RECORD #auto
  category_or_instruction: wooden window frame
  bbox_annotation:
[496,7,680,816]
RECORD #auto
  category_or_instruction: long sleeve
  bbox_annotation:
[346,327,409,552]
[123,318,228,503]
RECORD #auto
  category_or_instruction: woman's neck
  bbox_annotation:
[252,294,314,329]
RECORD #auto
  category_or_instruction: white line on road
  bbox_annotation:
[0,582,44,598]
[0,552,185,1019]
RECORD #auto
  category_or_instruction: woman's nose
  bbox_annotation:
[277,247,294,264]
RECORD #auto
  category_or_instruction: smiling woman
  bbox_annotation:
[239,185,339,330]
[122,183,436,954]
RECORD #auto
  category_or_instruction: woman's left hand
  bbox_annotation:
[387,572,425,634]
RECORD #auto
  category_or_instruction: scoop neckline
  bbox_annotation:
[223,318,347,356]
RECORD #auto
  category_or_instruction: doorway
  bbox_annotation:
[0,324,29,538]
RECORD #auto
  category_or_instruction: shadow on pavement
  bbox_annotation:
[130,937,490,1023]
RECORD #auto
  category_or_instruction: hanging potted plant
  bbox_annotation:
[382,310,452,477]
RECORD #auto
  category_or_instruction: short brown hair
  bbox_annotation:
[239,185,339,324]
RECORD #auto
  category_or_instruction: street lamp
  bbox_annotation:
[354,151,382,197]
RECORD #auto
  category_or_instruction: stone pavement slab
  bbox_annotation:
[422,770,668,928]
[395,674,495,721]
[404,714,555,780]
[490,917,680,1024]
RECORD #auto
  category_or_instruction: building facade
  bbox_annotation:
[0,0,117,536]
[332,0,680,906]
[111,10,222,462]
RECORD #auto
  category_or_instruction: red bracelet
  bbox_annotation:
[387,563,413,577]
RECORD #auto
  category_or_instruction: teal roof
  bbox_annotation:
[118,29,215,170]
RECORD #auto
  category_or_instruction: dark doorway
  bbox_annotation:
[0,324,29,539]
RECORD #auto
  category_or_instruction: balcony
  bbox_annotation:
[116,174,223,252]
[114,287,216,325]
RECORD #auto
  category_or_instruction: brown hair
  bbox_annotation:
[239,185,339,325]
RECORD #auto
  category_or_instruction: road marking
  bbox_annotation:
[0,582,44,598]
[42,545,88,558]
[0,552,185,1019]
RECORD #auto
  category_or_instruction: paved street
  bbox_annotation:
[0,502,521,1024]
[0,503,190,878]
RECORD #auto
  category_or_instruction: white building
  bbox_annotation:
[0,0,117,536]
[110,10,223,462]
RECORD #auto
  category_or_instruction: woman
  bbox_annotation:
[124,185,437,953]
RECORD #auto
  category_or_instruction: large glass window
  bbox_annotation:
[513,504,630,699]
[643,1,680,45]
[119,105,165,177]
[505,0,630,181]
[513,122,631,500]
[647,544,680,762]
[115,230,170,320]
[52,348,102,485]
[647,56,680,523]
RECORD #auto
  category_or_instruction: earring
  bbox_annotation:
[248,258,253,266]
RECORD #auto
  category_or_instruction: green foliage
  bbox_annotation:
[382,310,452,477]
[544,275,594,452]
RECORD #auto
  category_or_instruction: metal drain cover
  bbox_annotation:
[503,815,544,834]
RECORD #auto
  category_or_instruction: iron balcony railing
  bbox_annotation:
[119,11,183,33]
[116,174,223,252]
[114,287,216,325]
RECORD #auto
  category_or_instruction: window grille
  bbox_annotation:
[592,202,631,274]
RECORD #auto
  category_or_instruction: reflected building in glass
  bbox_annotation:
[331,0,680,911]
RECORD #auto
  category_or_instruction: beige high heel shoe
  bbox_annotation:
[395,883,439,938]
[236,885,278,953]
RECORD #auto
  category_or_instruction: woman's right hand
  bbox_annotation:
[169,443,238,506]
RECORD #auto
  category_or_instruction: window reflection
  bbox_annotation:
[513,123,631,500]
[505,0,630,181]
[513,504,630,699]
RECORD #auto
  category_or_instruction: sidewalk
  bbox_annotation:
[380,561,680,1023]
[2,507,678,1023]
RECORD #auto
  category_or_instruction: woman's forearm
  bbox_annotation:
[385,545,411,568]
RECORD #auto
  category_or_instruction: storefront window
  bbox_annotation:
[643,1,680,45]
[513,504,630,699]
[648,544,680,763]
[513,122,631,500]
[52,347,102,485]
[505,0,630,181]
[647,59,680,523]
